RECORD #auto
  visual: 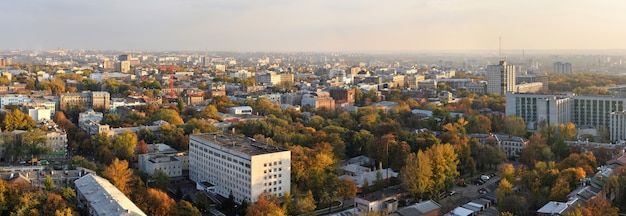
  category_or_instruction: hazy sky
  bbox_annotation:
[1,0,625,52]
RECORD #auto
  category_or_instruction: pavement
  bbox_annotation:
[439,176,501,213]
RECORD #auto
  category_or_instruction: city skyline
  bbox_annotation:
[2,0,626,52]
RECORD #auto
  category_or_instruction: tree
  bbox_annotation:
[138,188,176,216]
[151,169,170,191]
[172,200,201,216]
[112,131,138,161]
[21,129,51,158]
[293,190,316,215]
[195,105,222,121]
[58,187,77,204]
[70,156,97,170]
[504,116,527,137]
[45,175,54,191]
[100,113,121,128]
[549,177,570,202]
[151,109,184,125]
[2,109,36,131]
[338,178,357,209]
[466,114,492,134]
[579,196,618,216]
[101,158,134,195]
[401,150,434,198]
[499,163,516,183]
[247,192,286,216]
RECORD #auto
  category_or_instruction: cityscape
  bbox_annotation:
[2,1,626,216]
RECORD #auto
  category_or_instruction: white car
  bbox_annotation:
[481,175,490,181]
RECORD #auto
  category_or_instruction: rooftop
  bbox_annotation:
[74,174,146,216]
[191,133,288,156]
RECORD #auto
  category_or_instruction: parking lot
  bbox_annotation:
[438,174,501,213]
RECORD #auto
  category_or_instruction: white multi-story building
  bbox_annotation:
[570,95,626,128]
[610,111,626,142]
[506,92,572,131]
[0,94,31,108]
[189,133,291,204]
[487,61,516,95]
[28,107,52,122]
[507,93,626,134]
[138,144,188,178]
[494,134,528,158]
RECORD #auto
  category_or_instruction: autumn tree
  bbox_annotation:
[21,129,51,158]
[45,175,54,191]
[172,200,202,216]
[151,108,184,125]
[137,188,176,216]
[338,178,357,209]
[101,158,134,195]
[499,163,516,183]
[401,150,434,198]
[466,114,492,134]
[2,108,36,131]
[195,104,223,121]
[504,115,527,137]
[112,131,138,162]
[247,192,286,216]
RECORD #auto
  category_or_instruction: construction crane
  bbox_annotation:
[157,64,177,98]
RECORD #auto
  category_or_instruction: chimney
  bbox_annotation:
[379,162,382,170]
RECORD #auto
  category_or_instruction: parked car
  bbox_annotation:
[481,175,490,181]
[448,191,457,196]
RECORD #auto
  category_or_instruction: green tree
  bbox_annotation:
[70,156,97,170]
[100,113,121,128]
[504,116,527,137]
[466,114,492,134]
[112,131,138,161]
[21,129,50,158]
[151,169,170,191]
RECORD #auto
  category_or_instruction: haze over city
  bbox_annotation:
[2,0,626,52]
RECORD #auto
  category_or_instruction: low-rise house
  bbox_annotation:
[355,186,405,213]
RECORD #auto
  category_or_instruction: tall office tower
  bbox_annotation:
[487,60,516,95]
[189,133,291,204]
[553,62,572,74]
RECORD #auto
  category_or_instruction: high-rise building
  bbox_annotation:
[553,62,572,74]
[115,61,131,73]
[189,133,291,204]
[487,61,516,95]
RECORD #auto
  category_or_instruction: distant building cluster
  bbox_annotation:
[553,62,573,74]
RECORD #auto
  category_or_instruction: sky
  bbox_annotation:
[1,0,626,52]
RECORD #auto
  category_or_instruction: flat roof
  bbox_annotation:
[191,133,289,156]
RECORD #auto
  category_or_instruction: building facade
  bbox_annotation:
[487,61,516,95]
[553,62,573,74]
[506,92,572,131]
[301,92,335,110]
[189,133,291,204]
